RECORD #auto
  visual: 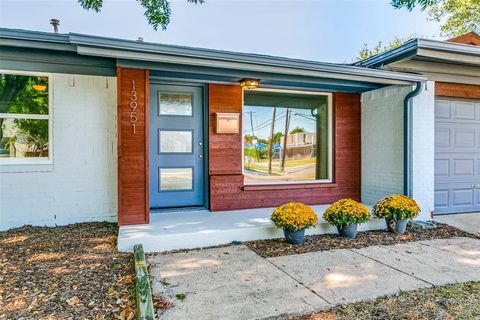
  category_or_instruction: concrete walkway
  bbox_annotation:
[148,237,480,320]
[435,212,480,234]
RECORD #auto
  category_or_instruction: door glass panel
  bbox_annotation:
[159,92,193,116]
[160,168,193,191]
[159,130,192,153]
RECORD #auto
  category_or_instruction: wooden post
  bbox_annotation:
[267,107,276,174]
[280,108,290,171]
[133,244,155,320]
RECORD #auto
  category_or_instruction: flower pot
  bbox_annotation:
[283,228,305,245]
[337,223,358,239]
[386,218,408,234]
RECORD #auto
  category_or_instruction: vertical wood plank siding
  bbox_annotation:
[117,67,150,225]
[208,84,361,211]
[435,82,480,99]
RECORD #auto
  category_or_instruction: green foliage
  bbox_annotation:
[392,0,480,37]
[358,35,415,60]
[77,0,102,12]
[289,127,305,135]
[272,132,283,145]
[429,0,480,36]
[323,199,371,228]
[391,0,437,11]
[175,293,186,301]
[0,75,49,153]
[78,0,205,30]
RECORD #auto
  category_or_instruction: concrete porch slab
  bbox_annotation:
[148,245,329,320]
[118,205,385,252]
[267,248,429,306]
[351,237,480,286]
[435,212,480,234]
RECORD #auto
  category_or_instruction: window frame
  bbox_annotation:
[0,70,53,165]
[242,88,333,186]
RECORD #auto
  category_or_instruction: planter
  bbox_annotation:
[337,223,358,239]
[283,228,305,245]
[386,218,409,234]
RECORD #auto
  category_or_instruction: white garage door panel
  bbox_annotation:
[434,98,480,214]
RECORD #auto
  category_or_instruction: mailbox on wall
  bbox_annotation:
[215,112,240,134]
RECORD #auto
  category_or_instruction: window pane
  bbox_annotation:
[243,90,329,184]
[160,168,193,191]
[0,74,49,115]
[0,118,49,158]
[159,130,192,153]
[159,93,192,116]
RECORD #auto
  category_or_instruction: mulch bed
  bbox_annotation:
[0,222,135,320]
[287,281,480,320]
[245,223,477,258]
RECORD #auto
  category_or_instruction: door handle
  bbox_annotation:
[198,141,203,146]
[199,154,203,159]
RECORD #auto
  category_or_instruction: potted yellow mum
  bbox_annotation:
[271,202,318,245]
[323,199,371,239]
[373,194,421,234]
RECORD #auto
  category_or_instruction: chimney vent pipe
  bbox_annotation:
[50,19,60,33]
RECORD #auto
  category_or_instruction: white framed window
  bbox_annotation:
[0,70,53,165]
[242,88,333,185]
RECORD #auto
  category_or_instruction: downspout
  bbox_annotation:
[403,82,423,197]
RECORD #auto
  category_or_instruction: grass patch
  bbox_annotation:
[175,293,187,301]
[290,282,480,320]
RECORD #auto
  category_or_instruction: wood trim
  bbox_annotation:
[435,82,480,99]
[208,86,361,211]
[117,66,123,224]
[447,32,480,46]
[144,69,150,224]
[117,67,150,225]
[243,183,338,191]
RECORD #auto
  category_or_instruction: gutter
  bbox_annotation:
[404,82,423,197]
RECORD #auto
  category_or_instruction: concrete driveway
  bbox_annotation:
[148,237,480,320]
[435,212,480,234]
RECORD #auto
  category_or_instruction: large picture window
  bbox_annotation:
[243,89,332,184]
[0,72,51,163]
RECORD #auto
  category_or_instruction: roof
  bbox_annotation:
[355,36,480,69]
[448,32,480,46]
[0,27,427,91]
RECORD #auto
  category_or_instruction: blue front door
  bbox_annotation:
[149,84,205,208]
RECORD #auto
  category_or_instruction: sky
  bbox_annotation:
[0,0,442,63]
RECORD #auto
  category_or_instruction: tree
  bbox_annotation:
[392,0,480,37]
[78,0,204,30]
[289,127,305,135]
[357,35,415,60]
[0,75,49,155]
[272,132,283,145]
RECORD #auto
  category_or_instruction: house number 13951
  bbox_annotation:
[130,80,138,134]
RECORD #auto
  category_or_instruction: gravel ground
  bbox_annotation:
[286,282,480,320]
[245,223,476,258]
[0,222,135,320]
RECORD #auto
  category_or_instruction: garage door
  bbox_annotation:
[434,98,480,214]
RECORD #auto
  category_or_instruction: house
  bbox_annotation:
[355,32,480,215]
[0,28,478,250]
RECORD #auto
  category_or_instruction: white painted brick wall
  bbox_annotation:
[361,83,435,221]
[0,74,117,229]
[361,85,410,205]
[411,81,435,220]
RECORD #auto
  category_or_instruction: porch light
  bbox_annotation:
[32,84,47,91]
[32,77,48,91]
[240,79,260,90]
